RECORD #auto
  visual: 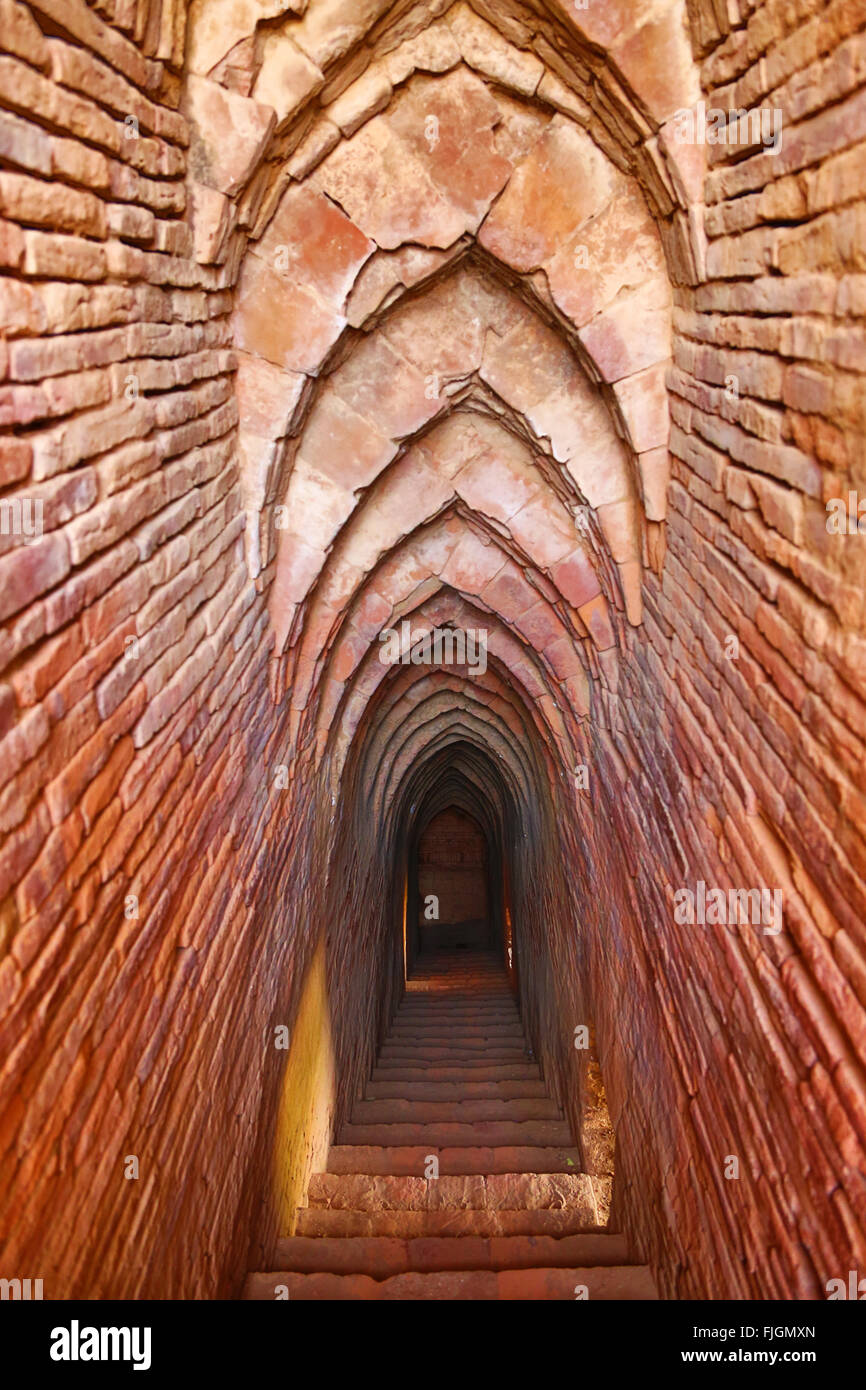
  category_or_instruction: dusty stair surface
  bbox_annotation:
[245,949,657,1300]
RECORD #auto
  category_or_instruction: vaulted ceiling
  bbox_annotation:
[183,0,703,832]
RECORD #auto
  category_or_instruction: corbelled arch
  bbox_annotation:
[321,574,591,758]
[175,16,696,1009]
[184,0,704,227]
[261,272,646,636]
[288,441,615,712]
[178,11,696,732]
[354,643,566,785]
[228,77,674,646]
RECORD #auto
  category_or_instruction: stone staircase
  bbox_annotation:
[245,950,657,1299]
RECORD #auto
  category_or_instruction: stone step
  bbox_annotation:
[407,971,509,981]
[403,999,515,1006]
[244,1266,657,1300]
[402,974,511,983]
[401,997,515,1007]
[396,1024,523,1033]
[393,1007,517,1016]
[337,1120,573,1147]
[397,1001,517,1010]
[364,1079,549,1101]
[309,1171,603,1211]
[378,1044,531,1061]
[381,1033,530,1048]
[407,964,508,975]
[326,1145,584,1175]
[296,1207,614,1239]
[406,979,511,987]
[272,1233,631,1276]
[397,994,513,1003]
[256,950,635,1300]
[397,995,517,1004]
[370,1062,542,1082]
[387,1025,526,1041]
[394,1005,520,1018]
[349,1098,561,1124]
[386,1037,526,1050]
[391,1022,522,1033]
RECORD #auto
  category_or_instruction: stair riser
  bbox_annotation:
[381,1047,529,1058]
[396,1007,517,1016]
[337,1123,573,1147]
[394,1007,520,1018]
[327,1145,584,1175]
[404,995,514,1003]
[296,1209,615,1239]
[388,1027,522,1038]
[349,1102,560,1124]
[308,1171,606,1211]
[272,1234,633,1276]
[381,1039,529,1048]
[371,1065,541,1082]
[244,1268,657,1301]
[364,1081,549,1101]
[245,954,656,1300]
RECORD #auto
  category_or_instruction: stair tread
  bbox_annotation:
[272,1232,632,1275]
[370,1066,542,1082]
[378,1048,532,1059]
[249,951,657,1300]
[296,1209,609,1237]
[244,1266,658,1300]
[327,1144,585,1174]
[364,1080,549,1099]
[389,1031,522,1038]
[372,1060,540,1073]
[349,1100,561,1123]
[338,1122,574,1147]
[373,1058,539,1068]
[308,1171,606,1211]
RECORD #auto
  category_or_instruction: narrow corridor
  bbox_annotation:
[246,950,654,1299]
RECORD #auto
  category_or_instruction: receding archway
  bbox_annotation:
[413,806,491,955]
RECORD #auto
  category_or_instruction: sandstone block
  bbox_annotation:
[184,74,275,197]
[252,33,323,124]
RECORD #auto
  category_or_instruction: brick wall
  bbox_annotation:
[0,0,303,1297]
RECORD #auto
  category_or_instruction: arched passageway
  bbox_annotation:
[412,805,491,955]
[0,0,865,1307]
